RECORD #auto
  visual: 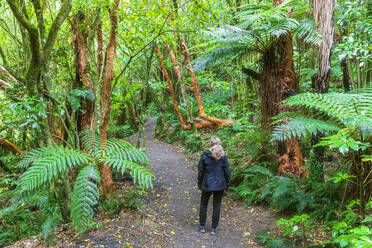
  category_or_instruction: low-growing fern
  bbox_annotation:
[11,130,155,236]
[232,166,313,212]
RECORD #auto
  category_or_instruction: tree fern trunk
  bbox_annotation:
[262,0,305,177]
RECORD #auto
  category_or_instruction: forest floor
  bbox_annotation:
[8,118,277,248]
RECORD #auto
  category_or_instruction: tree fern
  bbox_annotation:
[11,130,154,235]
[193,0,320,72]
[283,92,372,122]
[41,206,62,240]
[278,91,372,140]
[17,147,90,192]
[100,138,149,165]
[104,158,154,189]
[80,129,100,157]
[17,146,55,169]
[271,116,340,142]
[70,165,100,233]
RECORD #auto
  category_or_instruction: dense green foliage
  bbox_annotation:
[0,0,371,246]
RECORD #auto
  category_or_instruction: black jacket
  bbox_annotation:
[198,151,230,192]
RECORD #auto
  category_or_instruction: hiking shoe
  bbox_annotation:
[211,228,217,235]
[198,225,206,233]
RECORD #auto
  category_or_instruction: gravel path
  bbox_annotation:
[92,117,275,248]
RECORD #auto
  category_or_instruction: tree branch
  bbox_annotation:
[31,0,45,40]
[0,46,8,67]
[0,79,11,88]
[42,0,72,63]
[0,66,17,82]
[0,18,22,46]
[6,0,41,72]
[0,139,22,154]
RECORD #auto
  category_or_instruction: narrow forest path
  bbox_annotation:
[76,118,276,248]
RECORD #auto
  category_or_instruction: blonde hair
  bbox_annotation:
[209,136,224,160]
[210,136,221,146]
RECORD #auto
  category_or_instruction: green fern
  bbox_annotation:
[271,116,340,141]
[17,146,55,169]
[104,158,154,189]
[17,147,90,192]
[70,165,100,233]
[194,0,320,71]
[232,166,312,212]
[41,206,62,240]
[12,129,155,235]
[80,129,100,157]
[273,89,372,142]
[101,139,150,165]
[283,92,372,122]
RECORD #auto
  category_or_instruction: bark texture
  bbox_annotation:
[99,0,120,194]
[313,0,335,93]
[262,0,305,177]
[71,13,95,130]
[155,44,190,130]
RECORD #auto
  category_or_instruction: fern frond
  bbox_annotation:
[294,19,321,45]
[244,165,274,177]
[272,177,295,199]
[100,138,133,156]
[80,129,100,157]
[17,146,90,192]
[283,92,372,122]
[18,146,55,169]
[108,149,150,165]
[100,138,150,165]
[349,84,372,94]
[70,165,100,233]
[104,158,154,189]
[193,44,256,72]
[41,206,62,240]
[271,117,340,142]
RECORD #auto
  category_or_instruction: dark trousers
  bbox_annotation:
[199,190,223,228]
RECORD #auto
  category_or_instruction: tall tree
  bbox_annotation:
[5,0,72,96]
[313,0,335,93]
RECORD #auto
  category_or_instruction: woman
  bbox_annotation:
[197,136,230,235]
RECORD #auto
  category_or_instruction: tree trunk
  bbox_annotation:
[310,0,335,180]
[313,0,335,93]
[262,0,305,177]
[164,41,193,124]
[341,58,351,92]
[155,44,190,130]
[71,13,95,131]
[99,0,120,195]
